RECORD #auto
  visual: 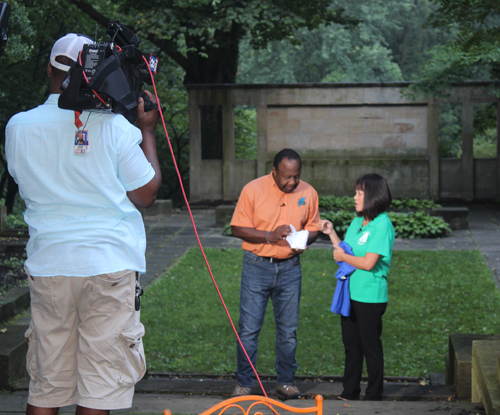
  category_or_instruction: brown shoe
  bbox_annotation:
[276,384,306,400]
[231,385,252,397]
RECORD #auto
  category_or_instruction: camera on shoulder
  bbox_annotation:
[58,20,159,124]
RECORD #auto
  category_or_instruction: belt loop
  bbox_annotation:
[270,257,274,263]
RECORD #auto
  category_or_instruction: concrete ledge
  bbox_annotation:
[0,287,30,323]
[497,352,500,384]
[446,333,500,399]
[0,324,29,389]
[138,200,173,218]
[432,207,469,230]
[215,205,235,227]
[472,340,500,415]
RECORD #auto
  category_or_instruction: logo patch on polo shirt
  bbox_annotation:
[358,231,370,245]
[298,197,306,206]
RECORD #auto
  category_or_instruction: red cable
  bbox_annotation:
[78,51,109,107]
[142,56,269,398]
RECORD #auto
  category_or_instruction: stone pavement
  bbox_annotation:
[2,204,499,415]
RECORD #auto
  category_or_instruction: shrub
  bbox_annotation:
[390,198,441,210]
[319,210,357,235]
[222,223,233,236]
[388,211,451,239]
[6,213,28,229]
[320,210,451,239]
[318,195,353,211]
[318,195,441,211]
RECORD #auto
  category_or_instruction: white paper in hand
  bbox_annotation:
[286,224,309,250]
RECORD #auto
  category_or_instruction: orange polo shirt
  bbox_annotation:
[230,173,321,259]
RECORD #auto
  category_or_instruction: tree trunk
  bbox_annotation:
[183,23,241,84]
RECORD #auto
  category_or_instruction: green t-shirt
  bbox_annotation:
[343,212,395,303]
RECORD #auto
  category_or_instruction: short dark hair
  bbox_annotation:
[273,148,301,170]
[51,56,74,80]
[356,173,392,220]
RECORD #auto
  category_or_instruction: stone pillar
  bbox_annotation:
[189,89,202,201]
[256,105,268,178]
[222,92,235,201]
[427,97,440,200]
[461,103,474,200]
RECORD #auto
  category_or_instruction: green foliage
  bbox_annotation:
[238,0,452,83]
[5,213,28,229]
[387,211,451,239]
[438,103,497,159]
[390,199,441,210]
[222,223,233,237]
[319,210,357,235]
[318,195,353,211]
[0,1,191,205]
[0,252,28,295]
[119,0,357,83]
[408,0,500,97]
[142,248,500,377]
[319,209,451,239]
[318,195,441,211]
[438,103,462,158]
[234,106,257,160]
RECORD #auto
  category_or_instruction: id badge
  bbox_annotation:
[74,130,89,155]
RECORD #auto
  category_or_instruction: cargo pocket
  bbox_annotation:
[24,322,37,381]
[117,322,146,386]
[90,271,134,313]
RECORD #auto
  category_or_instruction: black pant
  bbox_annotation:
[340,300,387,400]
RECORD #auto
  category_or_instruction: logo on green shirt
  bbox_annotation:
[358,231,370,245]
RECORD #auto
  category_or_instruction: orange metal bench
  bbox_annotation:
[163,394,323,415]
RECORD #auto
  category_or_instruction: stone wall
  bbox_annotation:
[187,82,499,202]
[267,105,428,153]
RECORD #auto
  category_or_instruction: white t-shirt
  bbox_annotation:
[5,94,155,276]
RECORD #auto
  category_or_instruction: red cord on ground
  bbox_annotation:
[142,56,268,398]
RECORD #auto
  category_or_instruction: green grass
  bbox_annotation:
[142,248,500,378]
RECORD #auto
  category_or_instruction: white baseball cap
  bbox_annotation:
[50,33,92,71]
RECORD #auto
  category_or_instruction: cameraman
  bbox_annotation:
[5,33,161,415]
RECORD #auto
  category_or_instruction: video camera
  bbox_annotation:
[0,2,10,58]
[58,20,160,124]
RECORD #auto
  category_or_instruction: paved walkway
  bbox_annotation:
[2,205,499,415]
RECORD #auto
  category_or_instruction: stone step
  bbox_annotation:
[472,340,500,415]
[497,352,500,384]
[0,323,29,389]
[446,333,500,399]
[0,286,30,323]
[431,207,469,230]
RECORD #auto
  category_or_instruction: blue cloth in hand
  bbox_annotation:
[330,241,356,317]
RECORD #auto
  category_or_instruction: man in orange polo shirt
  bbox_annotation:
[230,148,321,400]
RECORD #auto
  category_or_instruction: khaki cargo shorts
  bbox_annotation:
[25,270,146,410]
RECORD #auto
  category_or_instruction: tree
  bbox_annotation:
[408,0,500,97]
[0,0,104,212]
[69,0,358,84]
[237,0,453,84]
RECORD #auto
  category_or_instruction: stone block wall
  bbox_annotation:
[187,82,500,202]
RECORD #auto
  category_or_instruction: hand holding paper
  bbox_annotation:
[285,224,309,250]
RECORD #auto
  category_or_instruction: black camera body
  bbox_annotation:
[58,20,159,124]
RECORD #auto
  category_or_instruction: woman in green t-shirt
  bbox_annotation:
[321,173,395,401]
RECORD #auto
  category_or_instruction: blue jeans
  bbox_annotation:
[235,251,302,387]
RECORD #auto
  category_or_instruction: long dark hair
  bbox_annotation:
[356,173,392,221]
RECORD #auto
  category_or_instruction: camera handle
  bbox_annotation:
[139,91,165,114]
